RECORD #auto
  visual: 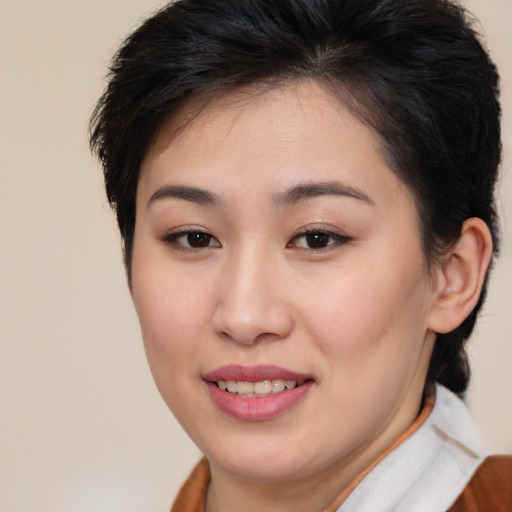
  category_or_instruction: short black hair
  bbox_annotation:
[90,0,501,395]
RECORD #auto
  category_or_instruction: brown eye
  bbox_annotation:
[287,229,352,251]
[304,232,330,249]
[187,232,213,248]
[164,230,221,250]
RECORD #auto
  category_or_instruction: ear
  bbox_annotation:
[428,218,493,334]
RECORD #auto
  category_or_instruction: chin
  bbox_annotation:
[201,431,315,481]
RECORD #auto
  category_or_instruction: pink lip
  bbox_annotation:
[204,364,311,383]
[204,364,314,421]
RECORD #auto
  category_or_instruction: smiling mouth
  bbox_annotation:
[206,366,314,420]
[216,379,305,397]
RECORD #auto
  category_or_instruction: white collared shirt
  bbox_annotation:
[338,385,488,512]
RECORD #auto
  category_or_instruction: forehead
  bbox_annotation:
[139,80,413,212]
[148,81,343,155]
[147,81,372,154]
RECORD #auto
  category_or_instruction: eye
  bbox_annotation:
[287,229,351,251]
[164,230,221,250]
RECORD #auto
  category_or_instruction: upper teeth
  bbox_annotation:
[217,379,298,396]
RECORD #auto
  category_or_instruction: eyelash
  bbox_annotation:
[287,229,352,252]
[162,229,221,251]
[161,227,352,253]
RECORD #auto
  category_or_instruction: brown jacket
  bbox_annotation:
[171,455,512,511]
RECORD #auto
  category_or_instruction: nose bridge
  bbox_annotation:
[213,241,292,344]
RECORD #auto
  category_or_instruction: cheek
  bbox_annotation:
[130,262,211,373]
[303,258,431,368]
[300,262,433,438]
[130,270,212,422]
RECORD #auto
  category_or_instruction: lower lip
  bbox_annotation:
[206,381,313,421]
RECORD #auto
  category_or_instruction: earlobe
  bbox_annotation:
[428,218,493,334]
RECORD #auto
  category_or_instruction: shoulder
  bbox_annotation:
[447,455,512,512]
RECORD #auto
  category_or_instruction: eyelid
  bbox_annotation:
[161,225,221,251]
[287,225,353,251]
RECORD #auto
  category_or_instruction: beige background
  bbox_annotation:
[0,1,510,511]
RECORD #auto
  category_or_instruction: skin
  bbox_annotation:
[130,80,456,512]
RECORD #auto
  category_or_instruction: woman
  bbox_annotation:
[90,0,511,510]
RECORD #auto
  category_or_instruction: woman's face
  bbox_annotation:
[131,81,439,486]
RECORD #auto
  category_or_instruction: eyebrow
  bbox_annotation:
[147,185,222,208]
[147,180,374,210]
[272,180,374,207]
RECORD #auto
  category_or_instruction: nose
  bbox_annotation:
[212,246,294,345]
